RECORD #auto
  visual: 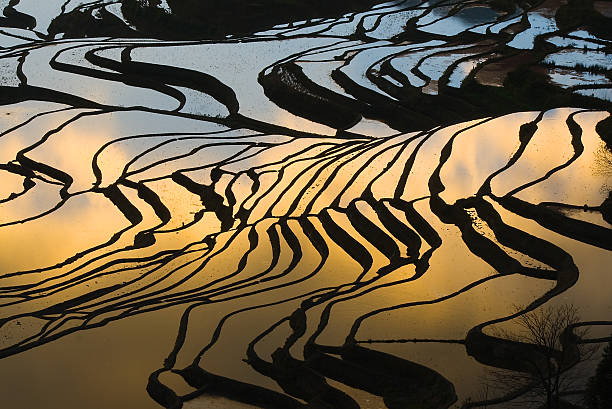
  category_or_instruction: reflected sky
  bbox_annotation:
[544,49,612,71]
[1,1,611,408]
[507,12,557,49]
[1,103,610,408]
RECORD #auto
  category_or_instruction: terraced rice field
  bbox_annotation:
[0,1,611,408]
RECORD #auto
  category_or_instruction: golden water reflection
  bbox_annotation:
[0,105,610,408]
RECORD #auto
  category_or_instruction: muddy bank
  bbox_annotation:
[120,0,385,39]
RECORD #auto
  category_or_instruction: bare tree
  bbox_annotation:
[475,305,597,409]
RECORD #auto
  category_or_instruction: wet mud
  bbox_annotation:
[0,1,611,408]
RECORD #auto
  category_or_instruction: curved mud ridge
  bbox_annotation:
[0,1,611,408]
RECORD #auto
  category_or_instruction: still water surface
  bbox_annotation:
[0,1,611,408]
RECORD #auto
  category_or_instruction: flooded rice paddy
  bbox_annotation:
[0,0,611,408]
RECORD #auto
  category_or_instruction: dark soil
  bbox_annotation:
[120,0,386,39]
